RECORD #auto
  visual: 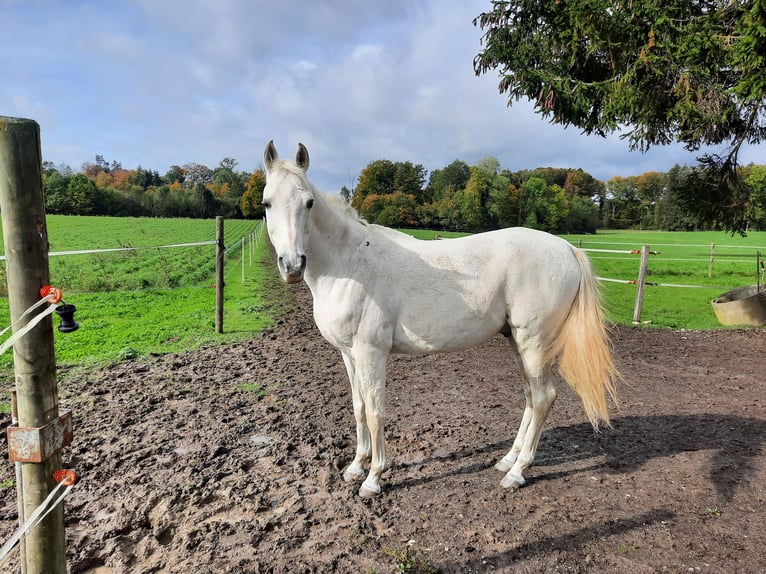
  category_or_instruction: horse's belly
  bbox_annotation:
[391,309,505,354]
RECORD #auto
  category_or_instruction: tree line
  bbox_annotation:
[346,158,766,234]
[42,156,266,220]
[43,154,766,233]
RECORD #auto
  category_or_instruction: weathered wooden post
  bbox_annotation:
[215,216,224,333]
[0,117,67,573]
[632,245,650,324]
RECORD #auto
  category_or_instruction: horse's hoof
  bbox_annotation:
[343,467,365,482]
[494,460,512,473]
[359,482,380,498]
[500,473,525,490]
[359,485,380,498]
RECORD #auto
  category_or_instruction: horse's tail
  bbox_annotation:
[545,248,620,429]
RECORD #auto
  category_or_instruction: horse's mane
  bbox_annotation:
[323,190,414,245]
[274,159,367,224]
[323,192,365,222]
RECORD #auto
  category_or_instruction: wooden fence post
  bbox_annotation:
[632,245,650,324]
[709,243,715,278]
[0,117,67,573]
[215,216,224,333]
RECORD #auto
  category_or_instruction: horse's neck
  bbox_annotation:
[304,197,368,285]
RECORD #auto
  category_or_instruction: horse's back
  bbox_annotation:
[360,226,581,354]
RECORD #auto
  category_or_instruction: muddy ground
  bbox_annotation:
[0,277,764,573]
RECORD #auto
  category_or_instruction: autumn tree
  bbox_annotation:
[353,160,396,211]
[352,159,426,216]
[394,162,428,203]
[241,169,267,218]
[164,165,185,185]
[474,0,766,233]
[487,180,518,229]
[362,193,419,227]
[460,171,487,231]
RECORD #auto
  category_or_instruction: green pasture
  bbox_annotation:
[560,229,766,329]
[0,215,263,293]
[0,215,279,378]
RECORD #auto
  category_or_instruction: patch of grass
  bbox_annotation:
[706,507,722,518]
[235,382,273,399]
[0,478,15,489]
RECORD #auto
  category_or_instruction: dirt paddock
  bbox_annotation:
[1,280,764,573]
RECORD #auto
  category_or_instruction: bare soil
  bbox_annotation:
[1,277,765,573]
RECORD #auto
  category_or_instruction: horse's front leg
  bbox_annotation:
[351,344,388,497]
[340,350,370,482]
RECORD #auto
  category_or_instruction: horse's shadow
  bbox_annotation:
[389,413,766,501]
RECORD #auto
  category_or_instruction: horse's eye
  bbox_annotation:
[306,198,314,209]
[262,201,271,209]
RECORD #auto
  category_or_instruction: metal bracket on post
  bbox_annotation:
[7,411,73,463]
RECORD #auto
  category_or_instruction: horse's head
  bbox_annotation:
[262,140,314,284]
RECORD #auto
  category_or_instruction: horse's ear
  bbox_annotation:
[296,143,310,172]
[264,140,278,171]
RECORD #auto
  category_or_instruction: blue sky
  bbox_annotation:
[2,0,763,192]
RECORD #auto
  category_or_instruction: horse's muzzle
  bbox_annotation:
[278,254,306,284]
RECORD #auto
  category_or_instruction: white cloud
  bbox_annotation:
[0,0,759,191]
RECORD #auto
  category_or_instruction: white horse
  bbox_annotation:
[262,141,620,497]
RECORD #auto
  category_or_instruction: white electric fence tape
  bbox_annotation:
[0,480,74,568]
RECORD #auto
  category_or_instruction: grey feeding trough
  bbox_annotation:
[711,285,766,326]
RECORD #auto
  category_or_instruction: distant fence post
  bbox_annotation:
[708,243,715,278]
[632,245,650,324]
[0,117,67,573]
[215,216,224,333]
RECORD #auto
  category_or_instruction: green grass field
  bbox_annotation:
[0,221,763,380]
[0,216,264,293]
[0,216,280,377]
[560,229,766,329]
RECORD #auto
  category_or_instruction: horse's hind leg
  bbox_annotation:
[494,377,532,473]
[496,334,556,489]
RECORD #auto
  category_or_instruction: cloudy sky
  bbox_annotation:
[2,0,762,192]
